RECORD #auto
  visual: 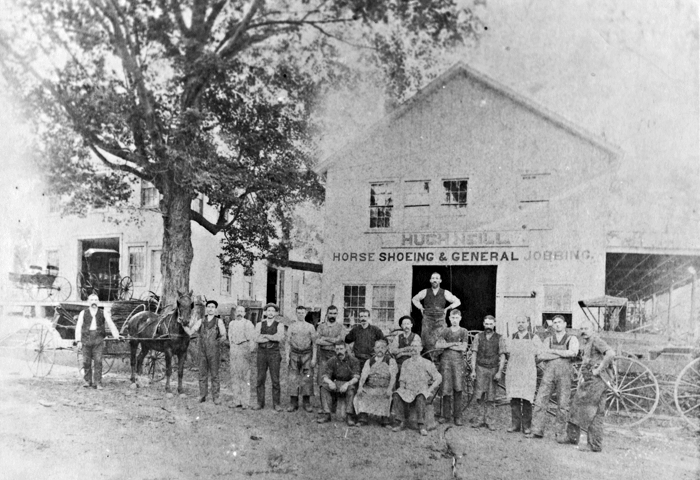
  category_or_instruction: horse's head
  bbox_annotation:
[176,289,195,327]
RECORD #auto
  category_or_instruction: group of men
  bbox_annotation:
[77,271,616,451]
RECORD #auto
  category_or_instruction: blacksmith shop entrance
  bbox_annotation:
[410,265,497,332]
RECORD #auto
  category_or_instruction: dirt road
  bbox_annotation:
[0,353,697,480]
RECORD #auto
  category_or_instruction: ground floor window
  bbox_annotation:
[221,272,232,296]
[128,246,145,286]
[543,284,573,327]
[372,285,396,328]
[343,285,366,326]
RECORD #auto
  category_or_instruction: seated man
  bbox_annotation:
[354,339,397,427]
[317,341,361,426]
[390,315,422,372]
[391,343,442,436]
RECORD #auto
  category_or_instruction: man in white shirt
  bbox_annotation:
[74,293,121,389]
[411,272,461,356]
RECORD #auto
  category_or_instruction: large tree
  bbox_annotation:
[0,0,482,304]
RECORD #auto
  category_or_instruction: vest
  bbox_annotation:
[201,316,220,338]
[260,320,280,349]
[512,332,534,340]
[398,332,415,349]
[476,331,502,368]
[550,333,571,350]
[369,355,391,367]
[422,288,447,312]
[81,308,106,340]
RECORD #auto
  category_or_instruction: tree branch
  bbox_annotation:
[216,0,264,57]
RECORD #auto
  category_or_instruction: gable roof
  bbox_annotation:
[315,61,622,174]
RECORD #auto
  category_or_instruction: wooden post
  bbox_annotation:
[691,274,698,343]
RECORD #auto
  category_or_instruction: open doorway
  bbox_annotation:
[411,265,497,332]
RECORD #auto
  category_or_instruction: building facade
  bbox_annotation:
[317,63,622,334]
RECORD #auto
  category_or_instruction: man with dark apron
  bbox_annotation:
[74,293,121,389]
[469,315,506,430]
[390,315,423,374]
[189,300,227,404]
[528,315,580,438]
[253,303,285,411]
[559,323,615,452]
[411,272,461,358]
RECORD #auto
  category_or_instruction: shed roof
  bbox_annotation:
[315,62,622,174]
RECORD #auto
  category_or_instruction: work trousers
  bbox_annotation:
[392,393,427,426]
[320,384,356,416]
[510,398,533,431]
[256,348,281,408]
[82,332,104,386]
[288,350,314,397]
[198,340,221,400]
[531,361,572,435]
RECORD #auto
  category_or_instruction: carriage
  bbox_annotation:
[77,248,134,301]
[8,264,72,302]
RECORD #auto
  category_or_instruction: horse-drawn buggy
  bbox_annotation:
[77,248,134,301]
[8,264,72,302]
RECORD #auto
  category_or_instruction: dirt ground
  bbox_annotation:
[0,330,699,480]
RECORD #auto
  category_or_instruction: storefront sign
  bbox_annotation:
[330,249,591,262]
[396,231,526,248]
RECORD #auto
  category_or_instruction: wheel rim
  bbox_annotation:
[118,277,134,300]
[604,356,659,427]
[146,351,165,381]
[24,324,56,377]
[103,356,116,375]
[674,357,700,430]
[46,276,72,302]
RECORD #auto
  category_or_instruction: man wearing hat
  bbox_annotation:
[74,293,122,389]
[189,299,227,404]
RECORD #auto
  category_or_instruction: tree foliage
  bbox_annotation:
[0,0,482,296]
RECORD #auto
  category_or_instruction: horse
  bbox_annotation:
[124,289,200,394]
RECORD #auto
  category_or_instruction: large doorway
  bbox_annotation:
[411,265,497,332]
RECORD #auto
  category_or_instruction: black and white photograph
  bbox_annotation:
[0,1,698,479]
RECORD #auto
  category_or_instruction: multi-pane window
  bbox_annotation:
[128,246,145,285]
[442,179,468,207]
[141,180,159,208]
[543,284,572,312]
[404,180,431,206]
[343,285,366,326]
[369,182,393,228]
[244,275,253,298]
[221,273,232,295]
[372,285,395,327]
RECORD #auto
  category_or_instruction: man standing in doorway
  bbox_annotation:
[470,315,506,430]
[344,309,385,365]
[411,272,461,356]
[189,300,227,404]
[253,303,285,411]
[315,305,345,413]
[528,315,579,439]
[228,305,256,409]
[74,293,122,389]
[285,305,317,413]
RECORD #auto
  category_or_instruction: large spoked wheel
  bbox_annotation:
[118,276,134,300]
[604,356,659,427]
[674,357,700,430]
[77,273,95,300]
[145,350,165,381]
[46,276,72,302]
[24,323,57,377]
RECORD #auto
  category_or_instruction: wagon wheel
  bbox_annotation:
[76,351,116,376]
[46,276,72,302]
[118,276,134,300]
[144,350,166,381]
[604,355,659,427]
[24,323,57,377]
[674,357,700,431]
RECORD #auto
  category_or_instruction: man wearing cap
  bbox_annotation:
[317,341,360,425]
[74,293,122,389]
[344,309,385,365]
[253,303,285,411]
[189,299,227,404]
[228,305,256,409]
[315,305,345,413]
[391,340,442,436]
[470,315,506,430]
[558,322,615,452]
[411,272,461,357]
[285,305,317,413]
[390,316,422,374]
[528,315,579,438]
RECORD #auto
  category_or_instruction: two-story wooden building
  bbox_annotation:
[316,62,624,334]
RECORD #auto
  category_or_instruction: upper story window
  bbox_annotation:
[221,272,232,296]
[370,182,393,229]
[519,173,551,203]
[404,180,431,207]
[442,179,468,208]
[140,180,160,208]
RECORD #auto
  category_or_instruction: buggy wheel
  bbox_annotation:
[674,357,700,431]
[24,323,57,377]
[77,273,94,300]
[46,276,72,302]
[145,351,165,381]
[118,277,134,300]
[604,356,659,427]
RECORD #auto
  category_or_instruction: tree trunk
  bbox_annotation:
[160,176,194,307]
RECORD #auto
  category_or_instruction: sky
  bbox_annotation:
[0,0,698,273]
